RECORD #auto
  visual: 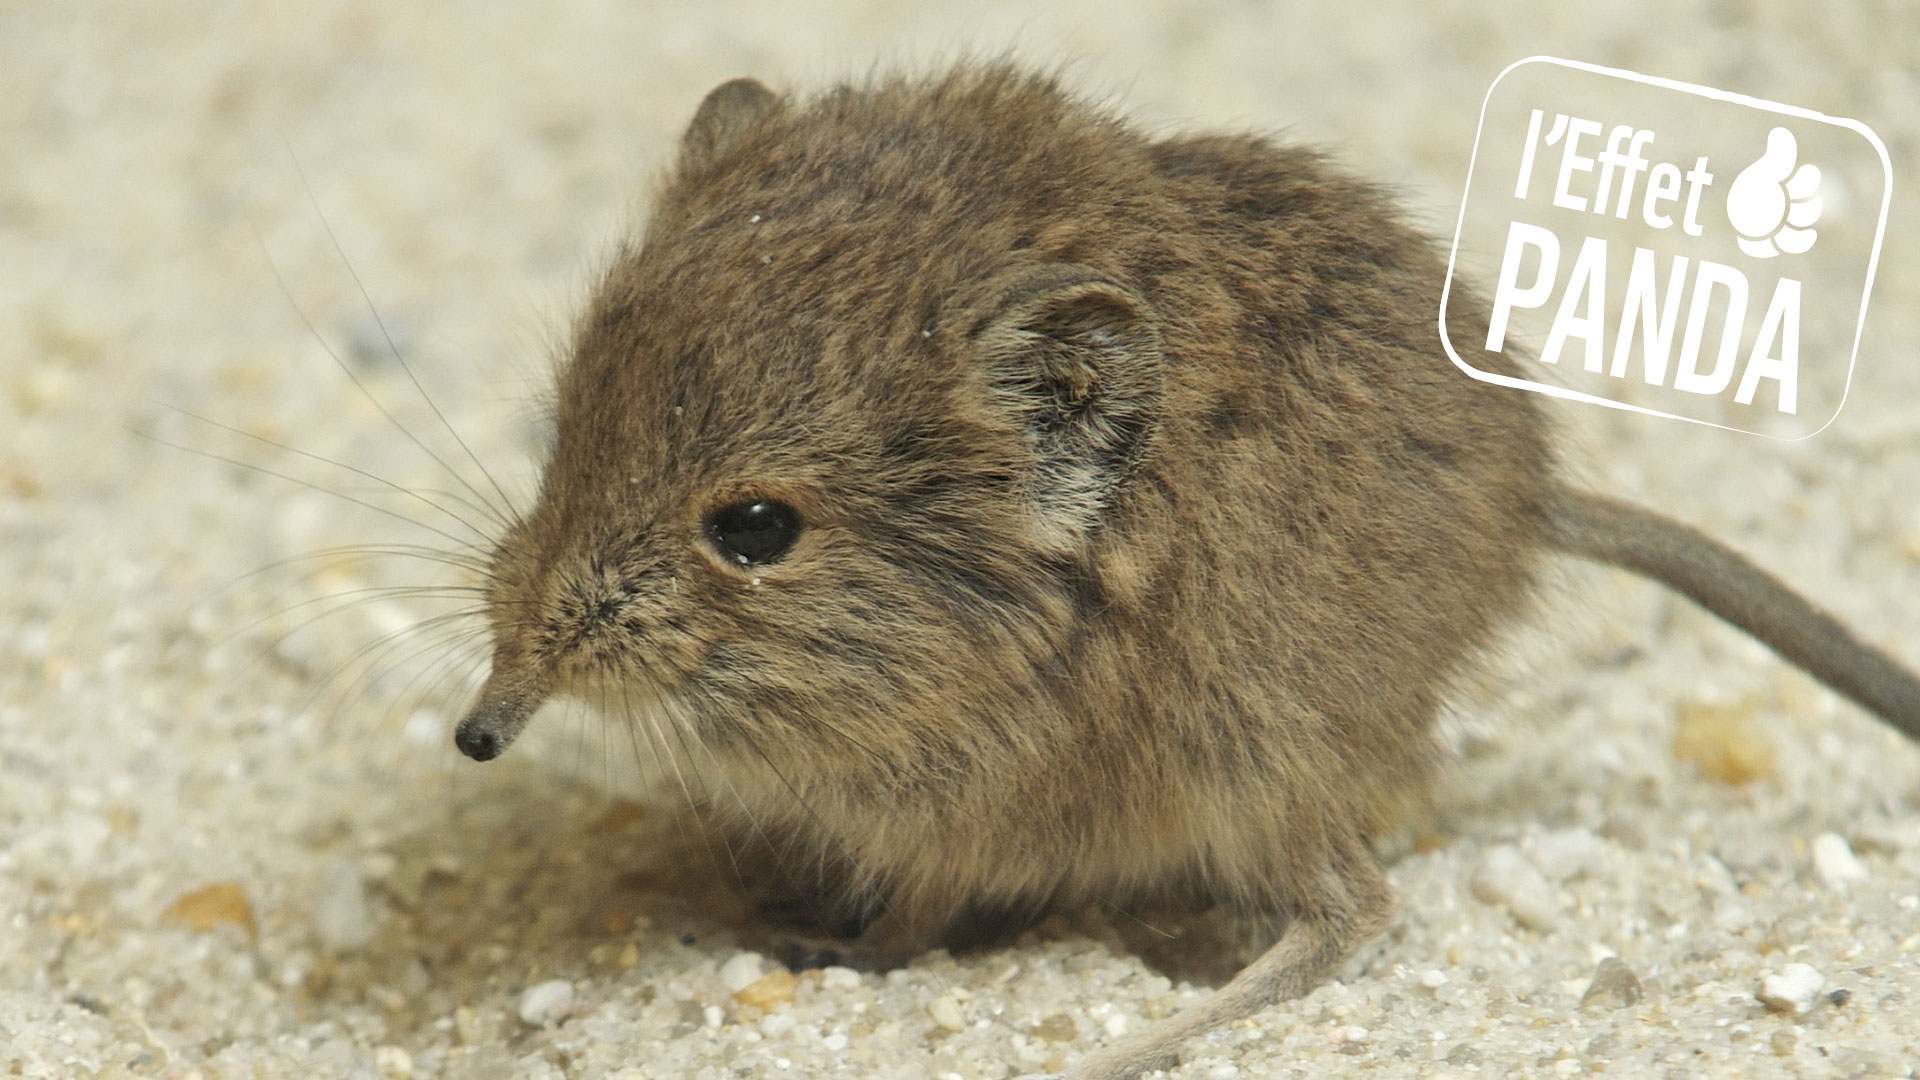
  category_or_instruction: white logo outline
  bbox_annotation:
[1438,55,1892,441]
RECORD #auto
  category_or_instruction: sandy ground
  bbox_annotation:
[4,2,1920,1078]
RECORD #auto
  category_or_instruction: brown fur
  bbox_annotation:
[451,66,1918,1078]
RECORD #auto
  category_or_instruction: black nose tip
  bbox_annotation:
[455,725,502,762]
[454,687,538,762]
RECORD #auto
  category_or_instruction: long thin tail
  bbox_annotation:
[1547,487,1920,741]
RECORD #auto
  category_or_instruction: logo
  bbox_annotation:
[1440,57,1891,439]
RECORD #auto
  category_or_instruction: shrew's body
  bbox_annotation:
[455,68,1920,1078]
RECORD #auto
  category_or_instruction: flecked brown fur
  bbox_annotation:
[452,65,1920,1078]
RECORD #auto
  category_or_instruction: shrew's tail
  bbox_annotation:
[1547,487,1920,741]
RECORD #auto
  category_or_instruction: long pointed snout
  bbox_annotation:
[454,673,549,762]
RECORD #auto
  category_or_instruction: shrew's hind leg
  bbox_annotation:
[1064,833,1394,1080]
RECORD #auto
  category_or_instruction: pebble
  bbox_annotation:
[1032,1013,1077,1042]
[820,965,863,990]
[452,1006,488,1046]
[517,980,575,1027]
[160,881,258,941]
[1419,969,1449,990]
[311,856,380,951]
[928,991,967,1031]
[1672,698,1777,785]
[1471,843,1560,930]
[373,1046,413,1079]
[1812,832,1869,889]
[1530,827,1604,882]
[1757,964,1826,1015]
[733,969,798,1009]
[1580,957,1643,1010]
[719,952,766,993]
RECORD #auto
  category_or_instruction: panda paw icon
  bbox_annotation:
[1727,126,1821,258]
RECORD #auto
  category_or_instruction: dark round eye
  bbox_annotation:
[705,499,802,567]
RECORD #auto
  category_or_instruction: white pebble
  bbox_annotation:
[1104,1013,1129,1037]
[929,992,967,1031]
[373,1046,412,1079]
[1530,827,1603,882]
[452,1005,486,1045]
[1812,832,1868,889]
[820,965,862,990]
[517,980,575,1026]
[1471,843,1561,930]
[719,951,766,993]
[822,1032,849,1051]
[1419,969,1449,990]
[311,856,380,951]
[1208,1065,1241,1079]
[761,1012,795,1036]
[1757,963,1826,1015]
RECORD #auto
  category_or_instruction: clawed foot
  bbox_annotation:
[742,883,924,972]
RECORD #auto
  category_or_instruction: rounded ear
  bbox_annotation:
[681,77,782,168]
[968,264,1165,541]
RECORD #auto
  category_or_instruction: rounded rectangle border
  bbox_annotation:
[1438,55,1893,440]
